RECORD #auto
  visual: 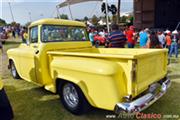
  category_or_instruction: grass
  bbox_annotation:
[1,39,180,120]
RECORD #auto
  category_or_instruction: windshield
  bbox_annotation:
[41,25,88,42]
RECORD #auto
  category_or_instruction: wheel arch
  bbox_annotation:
[55,78,96,107]
[8,58,15,68]
[8,58,21,78]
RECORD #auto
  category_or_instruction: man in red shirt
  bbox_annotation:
[126,26,135,48]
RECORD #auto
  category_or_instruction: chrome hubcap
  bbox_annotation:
[11,64,16,77]
[63,83,79,108]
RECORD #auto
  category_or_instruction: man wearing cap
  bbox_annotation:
[169,30,180,58]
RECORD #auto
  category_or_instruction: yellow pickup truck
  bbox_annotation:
[0,80,13,119]
[7,18,171,115]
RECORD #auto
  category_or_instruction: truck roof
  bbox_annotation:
[29,18,86,28]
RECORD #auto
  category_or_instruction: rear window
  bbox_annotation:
[41,25,88,42]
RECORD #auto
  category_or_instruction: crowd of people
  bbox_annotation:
[0,25,28,39]
[1,24,180,58]
[88,24,180,58]
[0,25,28,51]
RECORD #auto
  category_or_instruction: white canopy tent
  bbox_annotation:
[57,0,110,33]
[58,0,103,8]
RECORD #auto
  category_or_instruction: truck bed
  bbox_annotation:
[47,48,168,97]
[47,48,167,59]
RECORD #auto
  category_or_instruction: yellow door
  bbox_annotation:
[20,26,39,83]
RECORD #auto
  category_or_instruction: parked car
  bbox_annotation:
[0,80,13,120]
[7,18,171,115]
[93,34,106,47]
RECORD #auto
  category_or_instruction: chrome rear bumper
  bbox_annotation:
[114,79,171,114]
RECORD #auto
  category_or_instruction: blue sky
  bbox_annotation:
[1,0,133,25]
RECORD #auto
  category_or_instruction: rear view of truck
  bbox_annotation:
[111,49,171,113]
[48,48,170,114]
[135,50,168,95]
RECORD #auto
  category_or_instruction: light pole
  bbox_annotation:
[8,2,15,22]
[117,0,121,23]
[28,12,32,22]
[56,6,61,18]
[105,0,110,33]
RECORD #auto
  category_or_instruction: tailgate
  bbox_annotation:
[135,51,168,95]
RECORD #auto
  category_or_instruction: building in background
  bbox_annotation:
[134,0,180,30]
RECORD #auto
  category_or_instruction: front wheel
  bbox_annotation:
[59,82,91,115]
[10,61,20,79]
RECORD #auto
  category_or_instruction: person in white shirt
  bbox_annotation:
[157,31,166,48]
[98,29,105,38]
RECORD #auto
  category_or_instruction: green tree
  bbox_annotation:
[120,16,128,23]
[10,21,17,26]
[60,14,69,20]
[91,15,99,25]
[0,18,7,26]
[84,16,89,21]
[25,22,31,27]
[112,15,117,24]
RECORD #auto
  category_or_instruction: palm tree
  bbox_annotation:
[117,0,121,23]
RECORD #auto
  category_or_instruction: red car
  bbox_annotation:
[94,35,106,47]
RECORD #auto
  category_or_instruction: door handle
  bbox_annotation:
[35,50,39,54]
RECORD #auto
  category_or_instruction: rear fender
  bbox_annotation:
[55,77,96,107]
[50,57,126,110]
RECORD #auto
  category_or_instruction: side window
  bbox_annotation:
[30,26,38,43]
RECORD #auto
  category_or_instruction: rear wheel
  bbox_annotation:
[59,82,91,115]
[10,61,20,79]
[95,41,100,48]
